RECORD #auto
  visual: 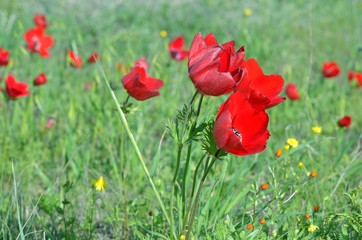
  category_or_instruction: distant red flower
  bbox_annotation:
[169,36,189,61]
[133,57,149,70]
[355,73,362,88]
[322,61,340,78]
[88,52,100,63]
[34,14,48,28]
[337,115,352,128]
[238,58,285,109]
[122,66,163,101]
[285,83,300,100]
[5,74,29,99]
[0,47,10,66]
[34,73,47,86]
[213,91,270,156]
[347,70,354,81]
[188,32,245,96]
[68,50,82,68]
[24,26,54,57]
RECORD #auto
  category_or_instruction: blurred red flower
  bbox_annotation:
[122,66,163,101]
[322,61,340,78]
[5,74,29,99]
[46,117,55,129]
[24,26,54,57]
[337,115,352,128]
[34,14,48,28]
[88,52,100,63]
[68,50,82,68]
[213,91,270,156]
[169,36,189,61]
[355,73,362,88]
[285,83,300,100]
[34,73,47,86]
[0,47,10,66]
[347,70,354,81]
[238,58,285,109]
[188,32,245,96]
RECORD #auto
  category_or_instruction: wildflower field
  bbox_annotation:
[1,0,362,239]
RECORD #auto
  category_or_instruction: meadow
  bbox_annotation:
[0,0,361,239]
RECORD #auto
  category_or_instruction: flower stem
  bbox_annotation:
[186,150,220,239]
[97,62,176,239]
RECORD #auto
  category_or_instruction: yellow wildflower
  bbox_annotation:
[312,126,322,134]
[298,162,303,168]
[160,30,168,38]
[179,235,186,240]
[284,144,290,151]
[94,176,106,191]
[287,138,299,148]
[308,224,318,233]
[243,8,252,16]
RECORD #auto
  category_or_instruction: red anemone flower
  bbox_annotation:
[213,91,270,156]
[24,26,54,57]
[5,74,29,99]
[88,52,100,63]
[322,61,340,78]
[68,50,82,68]
[285,83,300,100]
[337,115,352,128]
[238,58,285,109]
[122,66,163,101]
[0,47,9,66]
[34,14,48,28]
[188,32,245,96]
[169,36,189,61]
[34,73,47,86]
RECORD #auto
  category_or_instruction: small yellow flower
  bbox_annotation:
[298,162,304,168]
[312,126,322,134]
[179,235,186,240]
[243,8,253,16]
[94,176,106,191]
[287,138,299,148]
[308,224,318,233]
[284,144,290,151]
[160,30,168,38]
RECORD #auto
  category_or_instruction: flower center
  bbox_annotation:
[230,127,242,139]
[31,37,41,51]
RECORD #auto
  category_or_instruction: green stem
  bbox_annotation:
[170,144,183,239]
[186,150,220,239]
[97,62,176,239]
[181,94,204,218]
[123,94,131,106]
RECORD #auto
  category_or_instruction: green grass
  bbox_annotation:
[1,0,362,239]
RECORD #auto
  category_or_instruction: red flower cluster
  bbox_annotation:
[122,58,163,101]
[0,47,10,66]
[187,33,285,156]
[322,61,340,78]
[169,36,189,61]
